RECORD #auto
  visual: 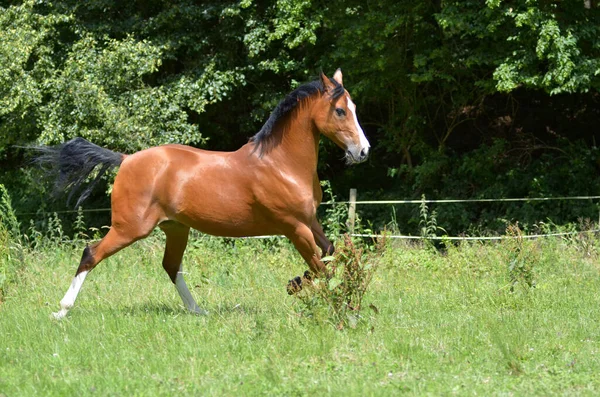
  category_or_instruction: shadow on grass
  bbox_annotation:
[71,302,266,318]
[212,303,263,317]
[118,302,183,316]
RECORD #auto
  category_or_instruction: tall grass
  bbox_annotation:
[1,226,600,395]
[0,184,24,301]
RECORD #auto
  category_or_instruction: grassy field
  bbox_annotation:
[1,233,600,396]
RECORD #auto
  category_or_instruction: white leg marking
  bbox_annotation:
[175,268,208,315]
[52,270,89,320]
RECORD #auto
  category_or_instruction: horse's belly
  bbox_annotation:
[169,185,282,237]
[174,207,280,237]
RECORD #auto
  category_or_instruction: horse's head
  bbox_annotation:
[312,69,370,164]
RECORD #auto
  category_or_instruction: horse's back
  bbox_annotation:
[112,144,280,236]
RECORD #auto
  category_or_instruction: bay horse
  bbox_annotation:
[36,69,370,319]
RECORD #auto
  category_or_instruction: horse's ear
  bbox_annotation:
[320,71,336,92]
[333,68,343,85]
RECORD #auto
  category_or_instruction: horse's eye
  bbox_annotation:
[335,108,346,117]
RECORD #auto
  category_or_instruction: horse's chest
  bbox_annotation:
[255,173,315,209]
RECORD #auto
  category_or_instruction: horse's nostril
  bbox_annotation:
[360,147,369,159]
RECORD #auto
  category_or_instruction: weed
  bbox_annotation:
[47,212,65,243]
[570,218,599,258]
[0,185,24,299]
[419,194,445,240]
[386,206,400,234]
[504,223,536,291]
[0,184,21,240]
[320,180,349,237]
[25,219,44,249]
[73,206,88,242]
[294,234,382,329]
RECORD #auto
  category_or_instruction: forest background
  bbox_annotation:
[1,0,600,236]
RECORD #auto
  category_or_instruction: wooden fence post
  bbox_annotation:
[347,188,357,233]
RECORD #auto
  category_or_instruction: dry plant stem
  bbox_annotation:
[292,234,382,329]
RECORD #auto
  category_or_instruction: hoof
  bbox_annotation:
[192,308,209,316]
[51,309,68,320]
[286,271,314,295]
[302,270,313,281]
[286,276,303,295]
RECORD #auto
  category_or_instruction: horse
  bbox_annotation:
[34,69,370,319]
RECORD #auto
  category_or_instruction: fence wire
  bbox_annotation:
[13,195,600,241]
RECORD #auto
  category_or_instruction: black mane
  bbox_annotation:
[250,77,345,157]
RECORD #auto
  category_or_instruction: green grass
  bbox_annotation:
[1,235,600,396]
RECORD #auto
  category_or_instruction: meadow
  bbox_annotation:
[1,228,600,396]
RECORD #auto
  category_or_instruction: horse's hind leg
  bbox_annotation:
[159,221,206,315]
[52,226,147,320]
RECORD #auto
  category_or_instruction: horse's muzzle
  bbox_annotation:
[359,146,369,162]
[346,146,369,164]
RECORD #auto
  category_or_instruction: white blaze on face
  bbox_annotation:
[346,95,370,152]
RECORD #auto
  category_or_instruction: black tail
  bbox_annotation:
[31,138,124,208]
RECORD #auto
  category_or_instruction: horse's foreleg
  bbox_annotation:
[286,223,329,294]
[159,222,206,315]
[288,223,328,275]
[53,227,139,320]
[311,219,334,256]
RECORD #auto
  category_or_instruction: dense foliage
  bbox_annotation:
[1,0,600,234]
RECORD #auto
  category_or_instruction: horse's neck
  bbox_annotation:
[269,108,319,178]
